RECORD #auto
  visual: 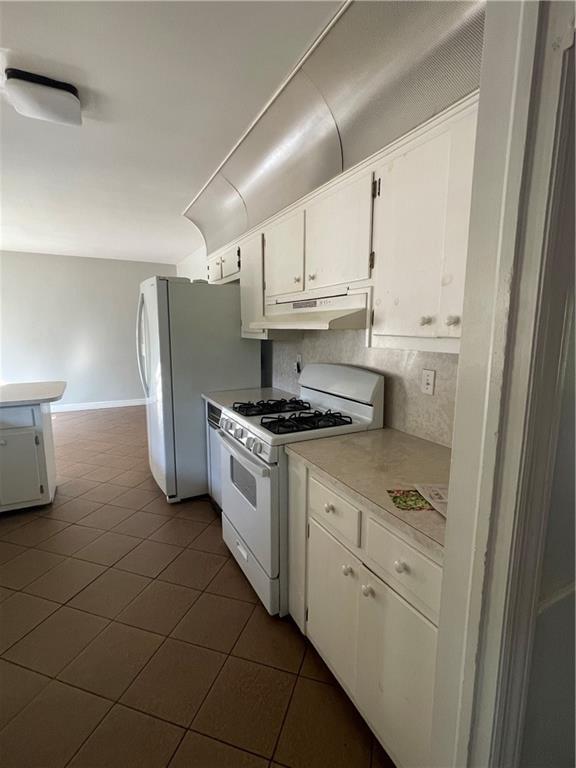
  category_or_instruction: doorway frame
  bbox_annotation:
[431,2,575,766]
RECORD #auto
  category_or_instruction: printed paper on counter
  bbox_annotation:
[415,484,449,517]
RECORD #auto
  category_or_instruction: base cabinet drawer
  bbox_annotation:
[358,563,437,768]
[365,516,442,623]
[308,475,361,547]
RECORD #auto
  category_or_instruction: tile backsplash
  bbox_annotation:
[269,330,458,447]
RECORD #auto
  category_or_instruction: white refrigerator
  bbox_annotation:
[136,277,260,501]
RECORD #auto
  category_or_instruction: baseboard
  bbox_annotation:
[51,398,146,413]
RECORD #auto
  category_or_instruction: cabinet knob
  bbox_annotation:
[341,564,353,576]
[393,559,408,574]
[0,440,6,446]
[446,315,461,326]
[324,503,335,514]
[419,315,434,326]
[308,273,316,281]
[294,276,301,283]
[361,584,375,598]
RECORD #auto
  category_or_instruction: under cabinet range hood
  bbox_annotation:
[250,293,369,332]
[184,1,485,253]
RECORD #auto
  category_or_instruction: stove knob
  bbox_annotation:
[220,418,228,430]
[253,441,262,454]
[235,427,244,439]
[246,437,255,450]
[227,422,235,433]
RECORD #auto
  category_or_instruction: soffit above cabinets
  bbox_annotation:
[184,0,486,254]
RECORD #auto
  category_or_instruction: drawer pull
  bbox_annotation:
[394,559,409,574]
[324,503,335,514]
[341,564,354,576]
[361,584,375,598]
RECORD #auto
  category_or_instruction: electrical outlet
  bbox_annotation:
[421,369,436,395]
[294,354,302,374]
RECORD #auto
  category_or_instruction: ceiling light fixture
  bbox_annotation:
[4,68,82,126]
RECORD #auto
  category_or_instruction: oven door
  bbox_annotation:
[219,431,278,577]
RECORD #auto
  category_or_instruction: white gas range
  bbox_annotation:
[205,364,385,616]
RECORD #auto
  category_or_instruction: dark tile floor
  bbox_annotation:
[0,406,394,767]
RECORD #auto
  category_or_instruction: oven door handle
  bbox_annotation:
[218,431,270,478]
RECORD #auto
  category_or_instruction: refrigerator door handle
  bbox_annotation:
[136,292,149,397]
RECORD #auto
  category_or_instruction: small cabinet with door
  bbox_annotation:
[263,209,305,299]
[304,171,374,291]
[0,388,63,513]
[371,104,477,341]
[239,233,267,339]
[207,244,241,284]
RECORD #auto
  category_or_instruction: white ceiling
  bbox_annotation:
[0,1,339,264]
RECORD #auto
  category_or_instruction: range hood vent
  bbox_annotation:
[250,292,368,331]
[184,1,485,253]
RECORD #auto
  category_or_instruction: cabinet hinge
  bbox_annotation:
[34,435,40,445]
[237,247,241,270]
[305,607,309,621]
[39,484,44,494]
[369,251,375,271]
[371,309,375,327]
[372,178,381,198]
[306,522,310,539]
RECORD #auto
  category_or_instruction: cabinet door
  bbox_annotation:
[305,172,373,290]
[239,234,266,338]
[372,130,452,337]
[207,256,222,283]
[307,519,361,693]
[0,429,43,506]
[437,109,477,337]
[264,209,305,298]
[357,564,437,768]
[221,244,240,279]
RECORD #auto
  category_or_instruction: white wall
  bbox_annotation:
[176,245,207,281]
[0,251,176,407]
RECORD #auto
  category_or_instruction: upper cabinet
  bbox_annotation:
[239,233,267,339]
[371,105,477,340]
[220,244,241,279]
[207,243,241,284]
[204,95,478,348]
[263,209,305,299]
[305,171,374,290]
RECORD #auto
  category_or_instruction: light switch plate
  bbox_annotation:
[421,369,436,395]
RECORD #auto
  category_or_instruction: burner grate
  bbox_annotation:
[232,398,310,417]
[261,409,353,435]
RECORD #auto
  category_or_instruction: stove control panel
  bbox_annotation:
[219,412,276,464]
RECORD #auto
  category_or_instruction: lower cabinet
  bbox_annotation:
[307,517,437,768]
[307,519,361,694]
[357,563,437,768]
[0,428,43,507]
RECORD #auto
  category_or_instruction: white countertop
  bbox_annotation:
[0,381,67,407]
[286,428,450,561]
